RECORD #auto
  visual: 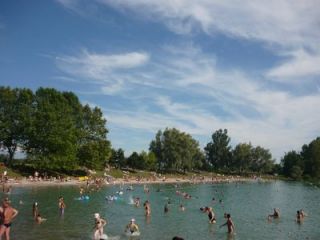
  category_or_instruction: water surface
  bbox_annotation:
[4,180,320,240]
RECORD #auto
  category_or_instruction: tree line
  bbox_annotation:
[2,86,319,180]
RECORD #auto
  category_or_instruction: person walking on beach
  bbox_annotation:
[58,196,66,216]
[0,198,18,240]
[220,214,235,233]
[93,213,107,240]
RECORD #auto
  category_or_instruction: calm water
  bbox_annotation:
[3,181,320,240]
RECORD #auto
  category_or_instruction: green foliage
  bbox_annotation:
[0,86,111,173]
[204,129,232,170]
[0,87,34,164]
[281,137,320,181]
[109,148,126,168]
[149,128,203,172]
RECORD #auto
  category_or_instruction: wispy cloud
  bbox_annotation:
[56,44,320,159]
[267,49,320,80]
[55,49,149,94]
[57,0,320,81]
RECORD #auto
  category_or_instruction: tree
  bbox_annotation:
[0,87,34,165]
[301,137,320,179]
[232,143,253,173]
[250,146,274,173]
[110,148,126,169]
[204,129,232,170]
[281,151,303,177]
[26,88,78,171]
[149,128,202,172]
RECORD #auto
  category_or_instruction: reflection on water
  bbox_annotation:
[3,181,320,240]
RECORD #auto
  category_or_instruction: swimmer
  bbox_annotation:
[164,203,169,213]
[172,237,184,240]
[296,210,303,223]
[32,202,39,219]
[268,208,280,220]
[35,213,47,224]
[0,197,18,240]
[134,197,140,207]
[206,207,216,224]
[220,214,235,233]
[143,200,151,216]
[179,204,185,211]
[93,213,107,240]
[125,218,139,234]
[80,187,84,197]
[58,196,66,216]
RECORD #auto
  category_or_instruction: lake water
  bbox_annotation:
[3,180,320,240]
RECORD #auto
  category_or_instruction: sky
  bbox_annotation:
[0,0,320,161]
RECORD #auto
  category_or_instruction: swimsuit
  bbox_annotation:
[3,223,11,228]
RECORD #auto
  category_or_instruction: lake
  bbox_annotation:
[3,180,320,240]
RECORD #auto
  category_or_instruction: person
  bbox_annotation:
[80,187,84,197]
[172,237,184,240]
[125,218,139,234]
[296,210,303,223]
[32,202,39,219]
[58,196,66,216]
[179,204,185,211]
[220,214,235,233]
[134,197,140,207]
[268,208,280,220]
[164,203,169,213]
[144,200,151,216]
[35,213,46,224]
[206,207,216,224]
[93,213,107,240]
[0,198,18,240]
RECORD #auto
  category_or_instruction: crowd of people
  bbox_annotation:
[0,176,309,240]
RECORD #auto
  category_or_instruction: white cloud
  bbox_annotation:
[55,49,149,94]
[57,0,320,80]
[98,45,320,160]
[267,49,320,80]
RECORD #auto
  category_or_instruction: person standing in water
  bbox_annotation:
[220,214,235,233]
[93,213,107,240]
[58,196,66,216]
[144,200,151,216]
[0,198,18,240]
[125,218,139,234]
[206,207,216,224]
[32,202,39,219]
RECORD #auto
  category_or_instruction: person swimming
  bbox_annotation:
[164,203,169,213]
[35,213,47,224]
[268,208,280,220]
[125,218,139,234]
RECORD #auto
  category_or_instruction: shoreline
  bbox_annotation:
[4,175,269,187]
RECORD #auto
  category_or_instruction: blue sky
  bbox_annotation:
[1,0,320,160]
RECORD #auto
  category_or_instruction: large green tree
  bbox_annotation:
[204,129,232,170]
[0,87,33,165]
[301,137,320,179]
[149,128,202,172]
